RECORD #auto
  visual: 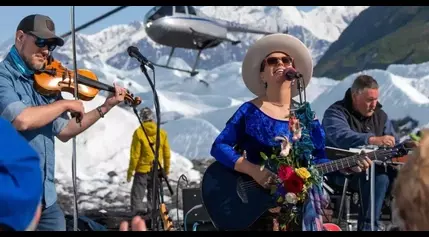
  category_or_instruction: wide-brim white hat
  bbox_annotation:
[242,33,313,98]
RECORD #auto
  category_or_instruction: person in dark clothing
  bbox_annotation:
[322,75,400,231]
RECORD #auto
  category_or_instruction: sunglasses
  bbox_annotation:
[265,56,293,66]
[26,33,57,51]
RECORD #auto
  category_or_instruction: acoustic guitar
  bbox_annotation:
[200,144,408,231]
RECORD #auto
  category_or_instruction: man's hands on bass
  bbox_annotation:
[350,155,372,173]
[369,135,396,147]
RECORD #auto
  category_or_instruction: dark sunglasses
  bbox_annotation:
[265,56,293,66]
[26,33,57,51]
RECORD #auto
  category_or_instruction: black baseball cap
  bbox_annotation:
[17,14,64,47]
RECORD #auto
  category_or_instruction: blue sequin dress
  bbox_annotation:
[210,101,330,231]
[211,102,329,169]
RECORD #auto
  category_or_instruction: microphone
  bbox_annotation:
[127,46,154,70]
[284,67,303,81]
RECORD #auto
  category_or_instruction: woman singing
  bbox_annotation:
[210,33,371,231]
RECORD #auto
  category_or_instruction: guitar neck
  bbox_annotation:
[77,74,115,93]
[315,149,392,175]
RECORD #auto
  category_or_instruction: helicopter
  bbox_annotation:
[143,6,288,76]
[61,6,288,76]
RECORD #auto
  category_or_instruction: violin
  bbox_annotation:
[33,59,142,107]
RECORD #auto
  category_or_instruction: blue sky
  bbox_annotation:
[0,6,317,44]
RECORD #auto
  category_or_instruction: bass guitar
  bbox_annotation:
[201,144,408,231]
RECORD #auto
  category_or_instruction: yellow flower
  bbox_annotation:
[295,168,311,180]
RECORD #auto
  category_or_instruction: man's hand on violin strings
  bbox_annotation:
[103,83,127,110]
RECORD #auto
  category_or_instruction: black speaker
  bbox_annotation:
[182,188,211,224]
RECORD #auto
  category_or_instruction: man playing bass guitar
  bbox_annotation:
[0,14,128,231]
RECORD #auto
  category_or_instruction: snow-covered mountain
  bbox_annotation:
[0,6,367,70]
[386,62,429,97]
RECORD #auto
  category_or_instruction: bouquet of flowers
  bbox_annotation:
[259,102,323,231]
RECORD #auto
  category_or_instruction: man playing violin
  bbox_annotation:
[0,14,128,231]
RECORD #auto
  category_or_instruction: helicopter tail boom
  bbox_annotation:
[220,19,276,35]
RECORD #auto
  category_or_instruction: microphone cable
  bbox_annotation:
[176,174,189,230]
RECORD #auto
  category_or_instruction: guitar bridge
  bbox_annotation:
[236,176,249,203]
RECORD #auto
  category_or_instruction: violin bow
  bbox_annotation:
[70,6,79,232]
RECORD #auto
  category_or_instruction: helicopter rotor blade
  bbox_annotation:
[60,6,129,38]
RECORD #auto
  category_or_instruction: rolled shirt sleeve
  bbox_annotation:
[0,74,28,122]
[0,73,70,135]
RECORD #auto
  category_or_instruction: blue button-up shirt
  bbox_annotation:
[0,53,70,208]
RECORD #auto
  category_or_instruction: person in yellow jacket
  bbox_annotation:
[127,107,171,214]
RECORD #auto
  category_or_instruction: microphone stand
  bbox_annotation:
[133,63,174,231]
[295,75,306,106]
[290,73,309,169]
[289,74,306,116]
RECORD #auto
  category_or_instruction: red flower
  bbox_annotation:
[278,165,305,194]
[284,173,304,194]
[278,165,293,181]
